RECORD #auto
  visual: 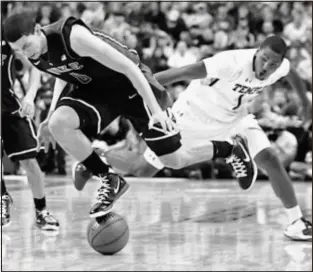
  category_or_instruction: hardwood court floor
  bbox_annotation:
[1,176,312,271]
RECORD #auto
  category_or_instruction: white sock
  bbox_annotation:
[286,205,303,224]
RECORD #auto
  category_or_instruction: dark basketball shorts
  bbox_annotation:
[56,64,181,157]
[2,115,40,161]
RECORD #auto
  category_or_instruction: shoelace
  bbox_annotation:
[302,218,312,228]
[38,210,56,224]
[96,175,111,204]
[1,197,10,216]
[226,155,247,178]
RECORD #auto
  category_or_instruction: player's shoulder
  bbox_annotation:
[42,16,87,37]
[211,48,256,67]
[271,58,290,81]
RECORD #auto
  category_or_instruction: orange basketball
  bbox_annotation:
[87,212,129,255]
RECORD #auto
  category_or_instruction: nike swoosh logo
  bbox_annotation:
[128,94,137,99]
[34,61,40,65]
[238,142,250,162]
[114,178,120,194]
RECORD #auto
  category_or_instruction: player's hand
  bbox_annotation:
[37,119,56,153]
[20,96,35,118]
[125,130,141,154]
[149,108,178,133]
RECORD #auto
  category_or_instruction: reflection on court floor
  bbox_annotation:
[2,177,312,271]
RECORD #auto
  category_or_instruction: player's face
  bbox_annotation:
[254,47,283,80]
[9,25,43,60]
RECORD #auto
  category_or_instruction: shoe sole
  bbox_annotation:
[72,161,92,191]
[89,182,130,218]
[1,221,11,228]
[237,139,258,192]
[36,224,60,231]
[284,232,312,241]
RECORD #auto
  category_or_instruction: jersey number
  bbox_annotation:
[232,95,244,110]
[70,72,92,84]
[208,78,219,86]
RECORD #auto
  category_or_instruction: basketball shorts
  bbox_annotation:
[172,100,271,159]
[56,64,181,157]
[2,115,39,161]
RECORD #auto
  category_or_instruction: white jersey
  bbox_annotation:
[176,49,290,123]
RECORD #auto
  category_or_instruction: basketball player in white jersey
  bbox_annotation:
[154,35,312,241]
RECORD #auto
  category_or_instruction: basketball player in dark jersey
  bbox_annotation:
[3,11,182,218]
[1,35,59,230]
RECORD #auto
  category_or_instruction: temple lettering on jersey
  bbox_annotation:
[232,84,263,95]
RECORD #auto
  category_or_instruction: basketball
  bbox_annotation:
[87,212,129,255]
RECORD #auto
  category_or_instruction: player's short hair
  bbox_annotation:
[3,10,37,43]
[260,35,288,58]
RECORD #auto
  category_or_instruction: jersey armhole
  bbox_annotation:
[60,17,93,60]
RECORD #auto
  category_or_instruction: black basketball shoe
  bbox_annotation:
[36,209,60,231]
[72,161,93,191]
[226,135,258,191]
[90,173,130,218]
[1,193,13,227]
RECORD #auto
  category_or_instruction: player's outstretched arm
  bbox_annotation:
[285,67,312,128]
[16,53,41,118]
[155,51,239,86]
[47,78,68,119]
[154,62,207,86]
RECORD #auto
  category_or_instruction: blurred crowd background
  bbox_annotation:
[2,1,312,181]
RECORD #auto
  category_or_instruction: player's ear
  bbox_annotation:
[34,24,41,35]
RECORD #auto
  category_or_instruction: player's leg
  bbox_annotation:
[4,116,59,230]
[244,120,311,241]
[1,137,13,227]
[134,63,257,187]
[128,87,257,190]
[72,117,163,188]
[50,91,129,217]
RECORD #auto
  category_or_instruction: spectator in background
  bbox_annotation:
[277,2,293,26]
[167,40,197,68]
[230,16,255,49]
[283,5,309,48]
[212,4,235,33]
[159,9,188,41]
[144,2,166,30]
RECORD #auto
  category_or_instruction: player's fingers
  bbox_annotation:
[166,119,175,132]
[44,139,49,153]
[167,120,174,132]
[36,141,42,152]
[304,121,311,131]
[160,120,167,132]
[148,118,155,129]
[51,137,56,150]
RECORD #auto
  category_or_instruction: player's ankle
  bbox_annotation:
[286,205,303,224]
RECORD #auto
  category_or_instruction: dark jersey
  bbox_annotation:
[29,17,140,94]
[1,40,20,114]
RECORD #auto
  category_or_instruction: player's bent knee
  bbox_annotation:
[159,151,187,170]
[49,106,79,133]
